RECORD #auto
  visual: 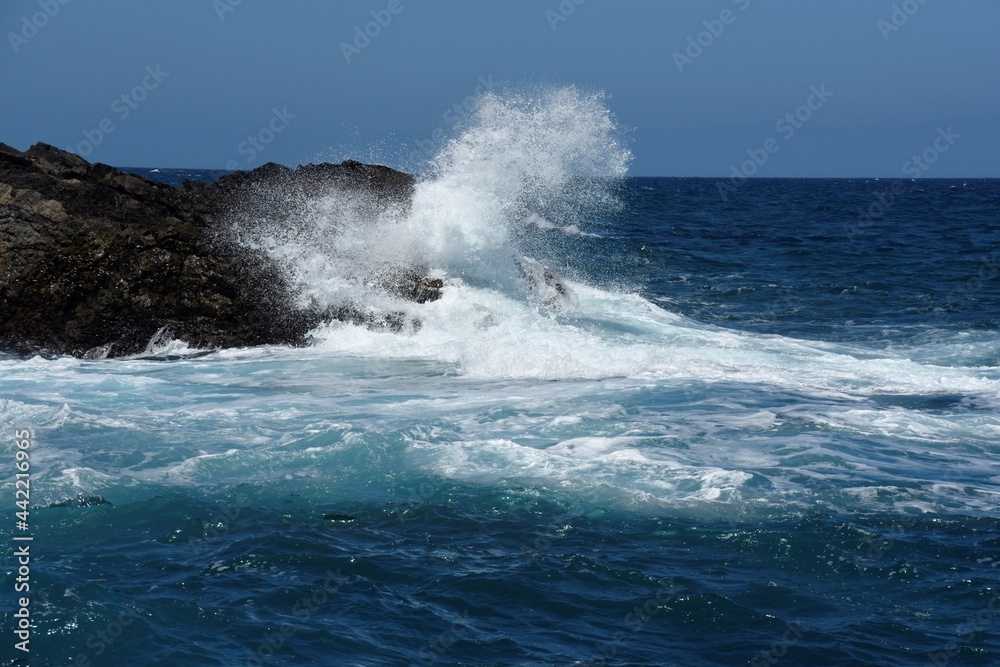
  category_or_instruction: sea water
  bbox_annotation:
[2,87,999,666]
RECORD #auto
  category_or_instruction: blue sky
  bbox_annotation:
[1,0,997,176]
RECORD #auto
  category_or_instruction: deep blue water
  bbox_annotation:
[2,166,999,667]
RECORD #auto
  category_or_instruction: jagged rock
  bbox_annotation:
[325,304,422,334]
[378,265,444,305]
[0,142,437,357]
[413,277,445,305]
[515,256,571,308]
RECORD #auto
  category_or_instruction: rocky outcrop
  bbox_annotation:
[0,142,435,357]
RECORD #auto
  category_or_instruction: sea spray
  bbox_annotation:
[409,85,631,276]
[4,168,999,665]
[234,85,631,319]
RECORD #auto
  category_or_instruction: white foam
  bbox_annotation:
[416,435,753,509]
[5,87,999,519]
[234,86,629,316]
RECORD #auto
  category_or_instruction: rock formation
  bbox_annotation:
[0,142,437,357]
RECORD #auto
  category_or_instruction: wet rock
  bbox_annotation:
[515,256,571,308]
[325,304,422,334]
[0,142,426,357]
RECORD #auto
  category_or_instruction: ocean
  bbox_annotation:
[2,89,999,666]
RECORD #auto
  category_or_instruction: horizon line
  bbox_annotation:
[115,165,1000,181]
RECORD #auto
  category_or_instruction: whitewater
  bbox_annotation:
[2,86,999,666]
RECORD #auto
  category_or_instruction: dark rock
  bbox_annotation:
[325,304,422,334]
[0,143,433,357]
[515,256,571,308]
[322,512,358,522]
[379,265,444,305]
[409,277,446,305]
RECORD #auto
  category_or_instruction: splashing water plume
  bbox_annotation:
[412,86,631,275]
[232,87,631,320]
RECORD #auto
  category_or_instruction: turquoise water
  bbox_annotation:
[3,89,1000,666]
